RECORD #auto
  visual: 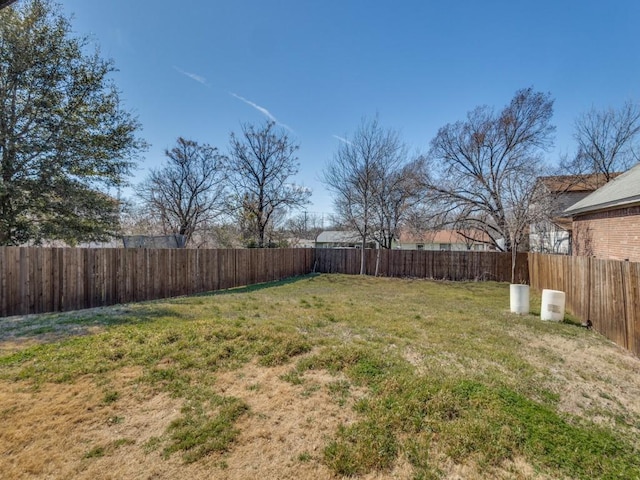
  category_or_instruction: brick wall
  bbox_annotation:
[572,205,640,261]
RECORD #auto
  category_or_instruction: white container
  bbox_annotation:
[541,289,566,321]
[510,284,530,314]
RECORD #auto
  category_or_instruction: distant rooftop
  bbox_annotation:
[564,163,640,216]
[315,230,361,243]
[538,173,620,193]
[398,229,490,244]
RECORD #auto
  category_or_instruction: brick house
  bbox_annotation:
[564,163,640,261]
[529,173,615,254]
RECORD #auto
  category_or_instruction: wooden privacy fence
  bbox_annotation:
[1,247,530,318]
[529,253,640,357]
[314,248,529,283]
[3,246,637,357]
[0,247,314,317]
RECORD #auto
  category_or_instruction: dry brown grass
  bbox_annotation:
[511,322,640,430]
[0,361,365,479]
[0,362,507,480]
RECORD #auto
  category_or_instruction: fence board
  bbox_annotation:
[529,253,640,357]
[626,263,640,355]
[6,248,15,315]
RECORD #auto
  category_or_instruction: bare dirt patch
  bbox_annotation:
[207,362,360,479]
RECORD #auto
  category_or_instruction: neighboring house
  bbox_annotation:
[316,229,493,251]
[564,163,640,262]
[315,230,377,249]
[287,238,315,248]
[396,230,492,251]
[529,173,616,254]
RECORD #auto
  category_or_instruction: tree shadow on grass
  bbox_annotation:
[0,304,182,355]
[190,273,320,298]
[0,274,321,355]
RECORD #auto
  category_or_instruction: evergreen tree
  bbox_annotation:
[0,0,145,245]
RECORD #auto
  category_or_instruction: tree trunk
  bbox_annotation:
[511,240,517,284]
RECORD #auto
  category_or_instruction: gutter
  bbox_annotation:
[564,196,640,217]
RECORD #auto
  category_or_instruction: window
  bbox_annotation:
[439,244,451,251]
[416,244,424,250]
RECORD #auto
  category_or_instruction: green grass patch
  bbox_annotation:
[102,390,120,404]
[164,395,249,463]
[326,379,351,406]
[324,420,398,476]
[84,438,135,459]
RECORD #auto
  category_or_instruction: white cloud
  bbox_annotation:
[173,66,208,86]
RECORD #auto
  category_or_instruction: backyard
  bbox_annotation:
[0,274,639,479]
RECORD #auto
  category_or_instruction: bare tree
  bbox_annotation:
[371,156,427,250]
[502,167,550,282]
[226,121,311,248]
[138,137,226,246]
[562,101,640,180]
[323,117,418,274]
[426,87,555,281]
[285,212,324,244]
[323,118,386,274]
[119,199,159,236]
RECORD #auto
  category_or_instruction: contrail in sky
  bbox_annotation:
[230,93,277,122]
[173,66,208,86]
[332,135,353,145]
[230,92,293,131]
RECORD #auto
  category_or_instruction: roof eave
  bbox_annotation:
[565,196,640,217]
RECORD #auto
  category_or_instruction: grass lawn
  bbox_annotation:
[1,274,639,479]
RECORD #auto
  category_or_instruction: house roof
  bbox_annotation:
[550,191,594,215]
[398,229,490,244]
[315,230,361,243]
[537,173,619,193]
[564,163,640,216]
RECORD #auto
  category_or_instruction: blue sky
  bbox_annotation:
[59,0,640,217]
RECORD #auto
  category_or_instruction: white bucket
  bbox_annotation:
[541,289,565,321]
[510,284,530,314]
